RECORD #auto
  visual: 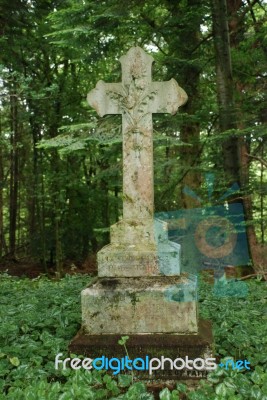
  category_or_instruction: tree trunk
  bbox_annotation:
[55,212,63,277]
[9,86,20,257]
[0,125,4,258]
[227,0,265,271]
[40,151,47,272]
[212,0,262,271]
[260,145,264,244]
[180,118,201,209]
[28,115,39,244]
[51,151,64,277]
[165,0,202,209]
[211,0,240,187]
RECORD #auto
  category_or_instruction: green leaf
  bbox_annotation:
[251,370,263,385]
[159,387,171,400]
[224,377,237,390]
[126,382,146,399]
[170,390,180,400]
[118,336,129,345]
[9,357,20,367]
[118,374,132,388]
[103,374,112,384]
[251,385,263,400]
[215,383,228,397]
[176,383,187,393]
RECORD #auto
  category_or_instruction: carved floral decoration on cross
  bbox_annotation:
[107,58,158,135]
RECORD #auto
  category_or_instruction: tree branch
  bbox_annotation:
[238,273,267,281]
[246,153,267,167]
[252,137,267,157]
[150,39,168,56]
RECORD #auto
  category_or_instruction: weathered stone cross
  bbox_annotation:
[87,47,187,223]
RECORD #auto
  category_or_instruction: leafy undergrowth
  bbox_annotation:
[0,273,266,399]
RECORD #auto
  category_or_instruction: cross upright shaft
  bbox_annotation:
[87,47,187,223]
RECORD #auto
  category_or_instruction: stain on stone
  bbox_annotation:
[129,292,140,307]
[91,311,100,318]
[110,315,120,321]
[100,278,119,288]
[164,283,197,303]
[169,289,185,302]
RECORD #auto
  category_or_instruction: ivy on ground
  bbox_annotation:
[0,273,266,399]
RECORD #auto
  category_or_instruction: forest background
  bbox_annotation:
[0,0,266,277]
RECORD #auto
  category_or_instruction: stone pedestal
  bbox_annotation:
[75,218,212,382]
[81,275,198,335]
[81,218,196,335]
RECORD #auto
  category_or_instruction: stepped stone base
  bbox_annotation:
[69,320,213,380]
[97,243,181,277]
[97,218,181,277]
[81,275,198,335]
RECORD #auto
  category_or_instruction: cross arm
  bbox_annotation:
[149,79,188,115]
[87,80,123,117]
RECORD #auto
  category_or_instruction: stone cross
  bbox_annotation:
[87,47,187,223]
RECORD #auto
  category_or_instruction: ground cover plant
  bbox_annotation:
[0,273,266,399]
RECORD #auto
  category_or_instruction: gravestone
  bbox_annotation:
[87,47,186,278]
[70,47,213,380]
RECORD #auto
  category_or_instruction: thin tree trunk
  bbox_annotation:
[101,179,110,244]
[228,0,264,270]
[9,87,20,257]
[0,121,4,258]
[50,150,63,277]
[29,118,39,244]
[165,0,202,209]
[260,145,264,244]
[39,150,47,272]
[211,0,239,186]
[180,122,201,209]
[55,211,63,277]
[212,0,262,271]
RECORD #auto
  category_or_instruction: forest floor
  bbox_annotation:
[0,256,256,282]
[1,274,266,398]
[0,255,97,278]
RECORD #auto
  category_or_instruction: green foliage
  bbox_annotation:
[118,336,129,346]
[0,274,266,399]
[118,335,134,385]
[0,0,266,265]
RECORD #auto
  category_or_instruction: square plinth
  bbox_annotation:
[69,320,213,381]
[97,242,181,277]
[81,275,198,335]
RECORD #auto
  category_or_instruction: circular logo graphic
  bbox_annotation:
[194,216,237,259]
